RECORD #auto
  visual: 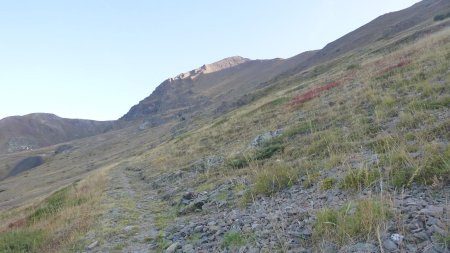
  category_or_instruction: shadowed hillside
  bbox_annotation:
[0,113,115,154]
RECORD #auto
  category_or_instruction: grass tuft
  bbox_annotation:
[222,231,246,248]
[0,230,46,253]
[321,177,336,191]
[340,168,381,191]
[313,199,389,246]
[252,164,299,196]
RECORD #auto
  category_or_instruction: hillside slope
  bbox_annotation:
[121,52,317,125]
[121,0,450,129]
[0,113,114,154]
[288,0,450,73]
[0,1,449,252]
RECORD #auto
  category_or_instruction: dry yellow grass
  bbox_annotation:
[0,166,110,252]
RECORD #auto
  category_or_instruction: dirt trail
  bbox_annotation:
[83,166,159,252]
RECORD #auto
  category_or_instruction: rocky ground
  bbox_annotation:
[80,161,450,253]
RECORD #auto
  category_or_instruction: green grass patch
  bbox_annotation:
[282,121,314,138]
[0,230,46,253]
[226,154,249,169]
[435,234,450,249]
[153,202,177,230]
[313,199,389,246]
[155,231,171,252]
[222,231,246,248]
[258,97,289,109]
[368,135,401,153]
[422,119,450,141]
[27,186,86,224]
[302,128,354,158]
[426,96,450,109]
[411,145,450,185]
[339,168,381,190]
[321,177,336,191]
[252,164,299,196]
[187,232,201,244]
[398,111,420,129]
[226,138,285,169]
[253,142,284,160]
[346,64,360,70]
[385,149,414,187]
[303,172,321,188]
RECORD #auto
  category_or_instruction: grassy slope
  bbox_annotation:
[0,167,109,252]
[131,24,450,249]
[140,25,450,191]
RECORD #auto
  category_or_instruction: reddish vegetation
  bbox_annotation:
[7,218,27,230]
[376,58,412,76]
[288,72,355,108]
[365,49,416,77]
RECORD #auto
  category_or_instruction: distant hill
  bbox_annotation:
[0,113,114,154]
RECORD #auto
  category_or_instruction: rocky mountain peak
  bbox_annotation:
[169,56,250,82]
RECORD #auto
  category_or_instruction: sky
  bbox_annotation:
[0,0,420,121]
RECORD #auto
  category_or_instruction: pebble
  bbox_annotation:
[87,240,98,250]
[382,239,398,251]
[165,242,180,253]
[182,244,194,253]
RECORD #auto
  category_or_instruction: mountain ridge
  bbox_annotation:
[0,113,115,154]
[1,0,449,155]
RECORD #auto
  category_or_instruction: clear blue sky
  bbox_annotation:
[0,0,419,121]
